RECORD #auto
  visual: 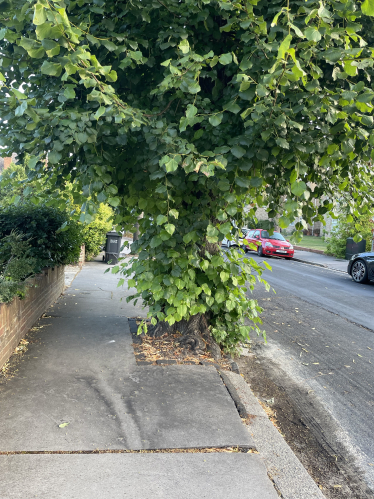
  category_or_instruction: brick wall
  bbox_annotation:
[3,157,12,170]
[0,266,65,370]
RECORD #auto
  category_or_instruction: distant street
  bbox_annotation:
[239,250,374,494]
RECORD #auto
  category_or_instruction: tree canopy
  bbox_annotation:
[1,0,374,350]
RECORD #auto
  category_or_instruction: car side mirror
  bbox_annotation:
[287,239,289,242]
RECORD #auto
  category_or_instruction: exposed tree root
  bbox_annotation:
[147,313,221,360]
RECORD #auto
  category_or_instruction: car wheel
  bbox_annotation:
[242,244,247,253]
[351,259,369,283]
[257,245,263,257]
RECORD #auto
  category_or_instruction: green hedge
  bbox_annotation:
[0,204,83,274]
[326,214,373,258]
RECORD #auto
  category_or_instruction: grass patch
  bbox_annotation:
[296,236,327,251]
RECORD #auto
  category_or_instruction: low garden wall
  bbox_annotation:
[0,266,65,370]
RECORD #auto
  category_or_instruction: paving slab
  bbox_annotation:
[0,453,278,499]
[0,364,253,451]
[57,261,145,318]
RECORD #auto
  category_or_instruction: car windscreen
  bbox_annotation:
[261,231,286,241]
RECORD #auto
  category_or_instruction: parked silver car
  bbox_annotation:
[222,228,248,248]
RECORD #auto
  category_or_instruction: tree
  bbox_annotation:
[326,212,374,258]
[1,0,374,352]
[0,162,113,260]
[82,203,113,259]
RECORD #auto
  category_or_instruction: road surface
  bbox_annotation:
[240,250,374,495]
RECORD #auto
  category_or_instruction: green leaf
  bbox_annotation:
[169,209,179,219]
[219,53,232,65]
[343,60,357,76]
[279,216,290,229]
[209,114,223,126]
[14,101,27,117]
[277,34,292,60]
[102,40,117,51]
[256,149,269,162]
[207,225,219,237]
[250,177,262,187]
[28,47,46,58]
[94,106,105,120]
[225,102,241,114]
[291,180,307,197]
[150,236,163,248]
[304,27,322,42]
[179,39,190,54]
[164,223,175,235]
[186,104,197,118]
[63,87,75,100]
[275,138,289,149]
[42,39,60,57]
[41,61,61,76]
[187,82,201,94]
[235,177,250,188]
[48,151,62,164]
[108,197,120,207]
[362,0,374,16]
[165,158,178,172]
[231,145,246,158]
[33,4,47,25]
[156,214,168,225]
[130,50,143,61]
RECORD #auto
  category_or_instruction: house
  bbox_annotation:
[0,155,16,174]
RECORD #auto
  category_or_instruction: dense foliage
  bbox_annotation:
[0,231,36,303]
[1,0,374,348]
[0,162,113,259]
[0,204,82,272]
[326,213,374,258]
[82,203,113,258]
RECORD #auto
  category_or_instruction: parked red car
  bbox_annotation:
[244,229,294,259]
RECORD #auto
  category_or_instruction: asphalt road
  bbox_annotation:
[241,250,374,494]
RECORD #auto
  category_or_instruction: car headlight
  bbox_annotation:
[264,242,273,248]
[289,245,293,249]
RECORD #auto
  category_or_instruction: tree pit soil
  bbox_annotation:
[237,354,374,499]
[130,317,233,370]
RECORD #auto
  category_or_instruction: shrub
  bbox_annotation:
[0,231,36,303]
[0,204,83,274]
[82,204,113,259]
[246,217,272,230]
[326,214,373,258]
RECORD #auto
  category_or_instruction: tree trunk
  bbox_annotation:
[147,237,222,359]
[148,313,221,360]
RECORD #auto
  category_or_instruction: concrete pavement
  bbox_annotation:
[293,249,348,272]
[0,259,324,498]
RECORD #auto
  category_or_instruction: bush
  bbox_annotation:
[0,231,36,303]
[246,217,272,230]
[82,204,113,259]
[326,214,374,258]
[0,204,83,274]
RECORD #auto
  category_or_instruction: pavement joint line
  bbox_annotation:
[217,370,251,420]
[0,446,255,455]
